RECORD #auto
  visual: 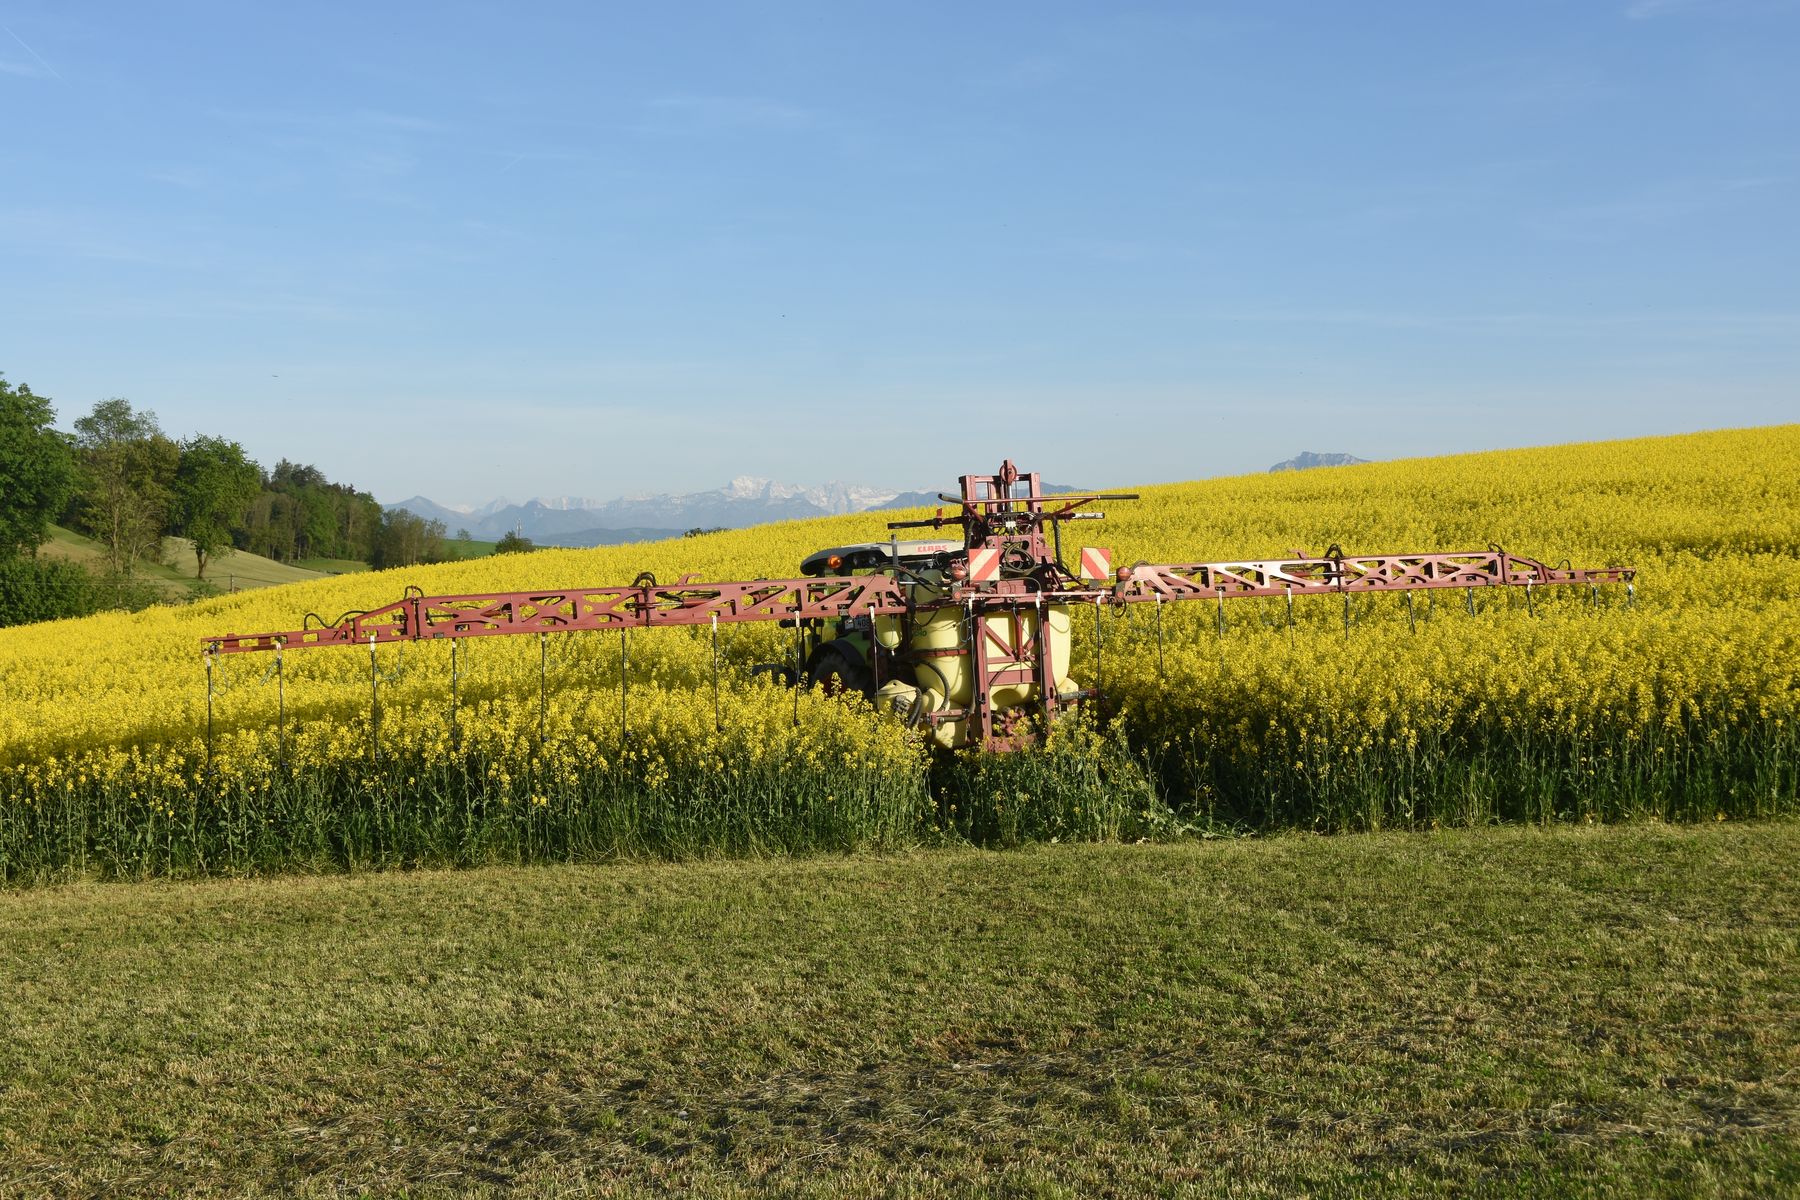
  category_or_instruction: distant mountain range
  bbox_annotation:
[1268,451,1370,472]
[392,458,1358,549]
[388,476,1084,548]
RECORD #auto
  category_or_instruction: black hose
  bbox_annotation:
[304,609,366,631]
[914,657,955,701]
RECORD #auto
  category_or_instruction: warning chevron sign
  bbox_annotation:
[1079,547,1113,583]
[968,547,1001,583]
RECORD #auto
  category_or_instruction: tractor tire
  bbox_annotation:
[803,642,875,699]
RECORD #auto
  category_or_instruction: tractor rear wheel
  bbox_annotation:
[803,643,875,699]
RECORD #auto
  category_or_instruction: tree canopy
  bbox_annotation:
[373,508,447,568]
[1,368,453,626]
[72,398,178,577]
[239,459,381,564]
[172,435,261,579]
[0,375,77,561]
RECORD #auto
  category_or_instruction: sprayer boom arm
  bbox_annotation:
[203,545,1630,657]
[202,574,914,655]
[1113,547,1633,604]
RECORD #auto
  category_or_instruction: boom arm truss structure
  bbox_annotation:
[203,574,913,655]
[1112,546,1632,604]
[202,547,1631,657]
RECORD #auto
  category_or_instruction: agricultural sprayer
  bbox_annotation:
[203,461,1635,751]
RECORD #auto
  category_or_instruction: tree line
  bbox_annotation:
[0,373,456,626]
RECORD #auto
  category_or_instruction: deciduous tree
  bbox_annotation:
[0,374,76,560]
[373,508,447,568]
[171,435,261,579]
[72,398,178,576]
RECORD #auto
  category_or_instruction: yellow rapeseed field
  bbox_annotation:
[0,425,1795,879]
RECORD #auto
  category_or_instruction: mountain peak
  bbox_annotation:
[724,475,774,499]
[391,473,911,548]
[1269,451,1371,473]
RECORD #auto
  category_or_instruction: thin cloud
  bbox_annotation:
[206,106,448,136]
[1626,0,1704,15]
[0,209,180,266]
[1,22,60,80]
[353,109,448,134]
[482,147,588,175]
[66,292,383,324]
[146,166,211,190]
[1626,0,1800,15]
[982,54,1067,91]
[1496,64,1622,109]
[1526,174,1782,239]
[345,148,418,178]
[643,94,826,134]
[1428,50,1625,114]
[1190,307,1800,337]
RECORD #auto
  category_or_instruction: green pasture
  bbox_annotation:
[1,822,1794,1197]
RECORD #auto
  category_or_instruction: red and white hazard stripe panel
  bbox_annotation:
[968,547,1001,583]
[1079,546,1113,583]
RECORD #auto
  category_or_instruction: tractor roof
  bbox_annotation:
[801,539,961,577]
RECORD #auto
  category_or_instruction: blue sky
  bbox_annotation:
[2,1,1796,504]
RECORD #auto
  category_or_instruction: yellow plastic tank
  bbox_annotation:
[877,569,1080,747]
[900,573,969,712]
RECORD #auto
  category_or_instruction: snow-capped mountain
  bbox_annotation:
[389,477,907,546]
[1268,451,1371,472]
[385,496,474,530]
[388,475,1091,548]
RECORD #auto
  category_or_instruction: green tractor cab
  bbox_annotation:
[799,539,962,578]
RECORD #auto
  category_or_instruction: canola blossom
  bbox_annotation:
[0,426,1795,881]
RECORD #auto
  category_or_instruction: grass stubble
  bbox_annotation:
[0,822,1796,1198]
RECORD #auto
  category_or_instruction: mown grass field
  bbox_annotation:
[293,557,372,575]
[38,525,331,594]
[294,540,504,573]
[159,537,329,590]
[37,526,196,597]
[450,537,500,559]
[2,822,1795,1197]
[293,544,498,576]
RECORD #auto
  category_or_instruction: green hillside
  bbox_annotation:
[37,525,329,594]
[159,536,327,589]
[38,526,193,597]
[294,557,372,575]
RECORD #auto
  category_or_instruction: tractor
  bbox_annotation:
[204,461,1633,751]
